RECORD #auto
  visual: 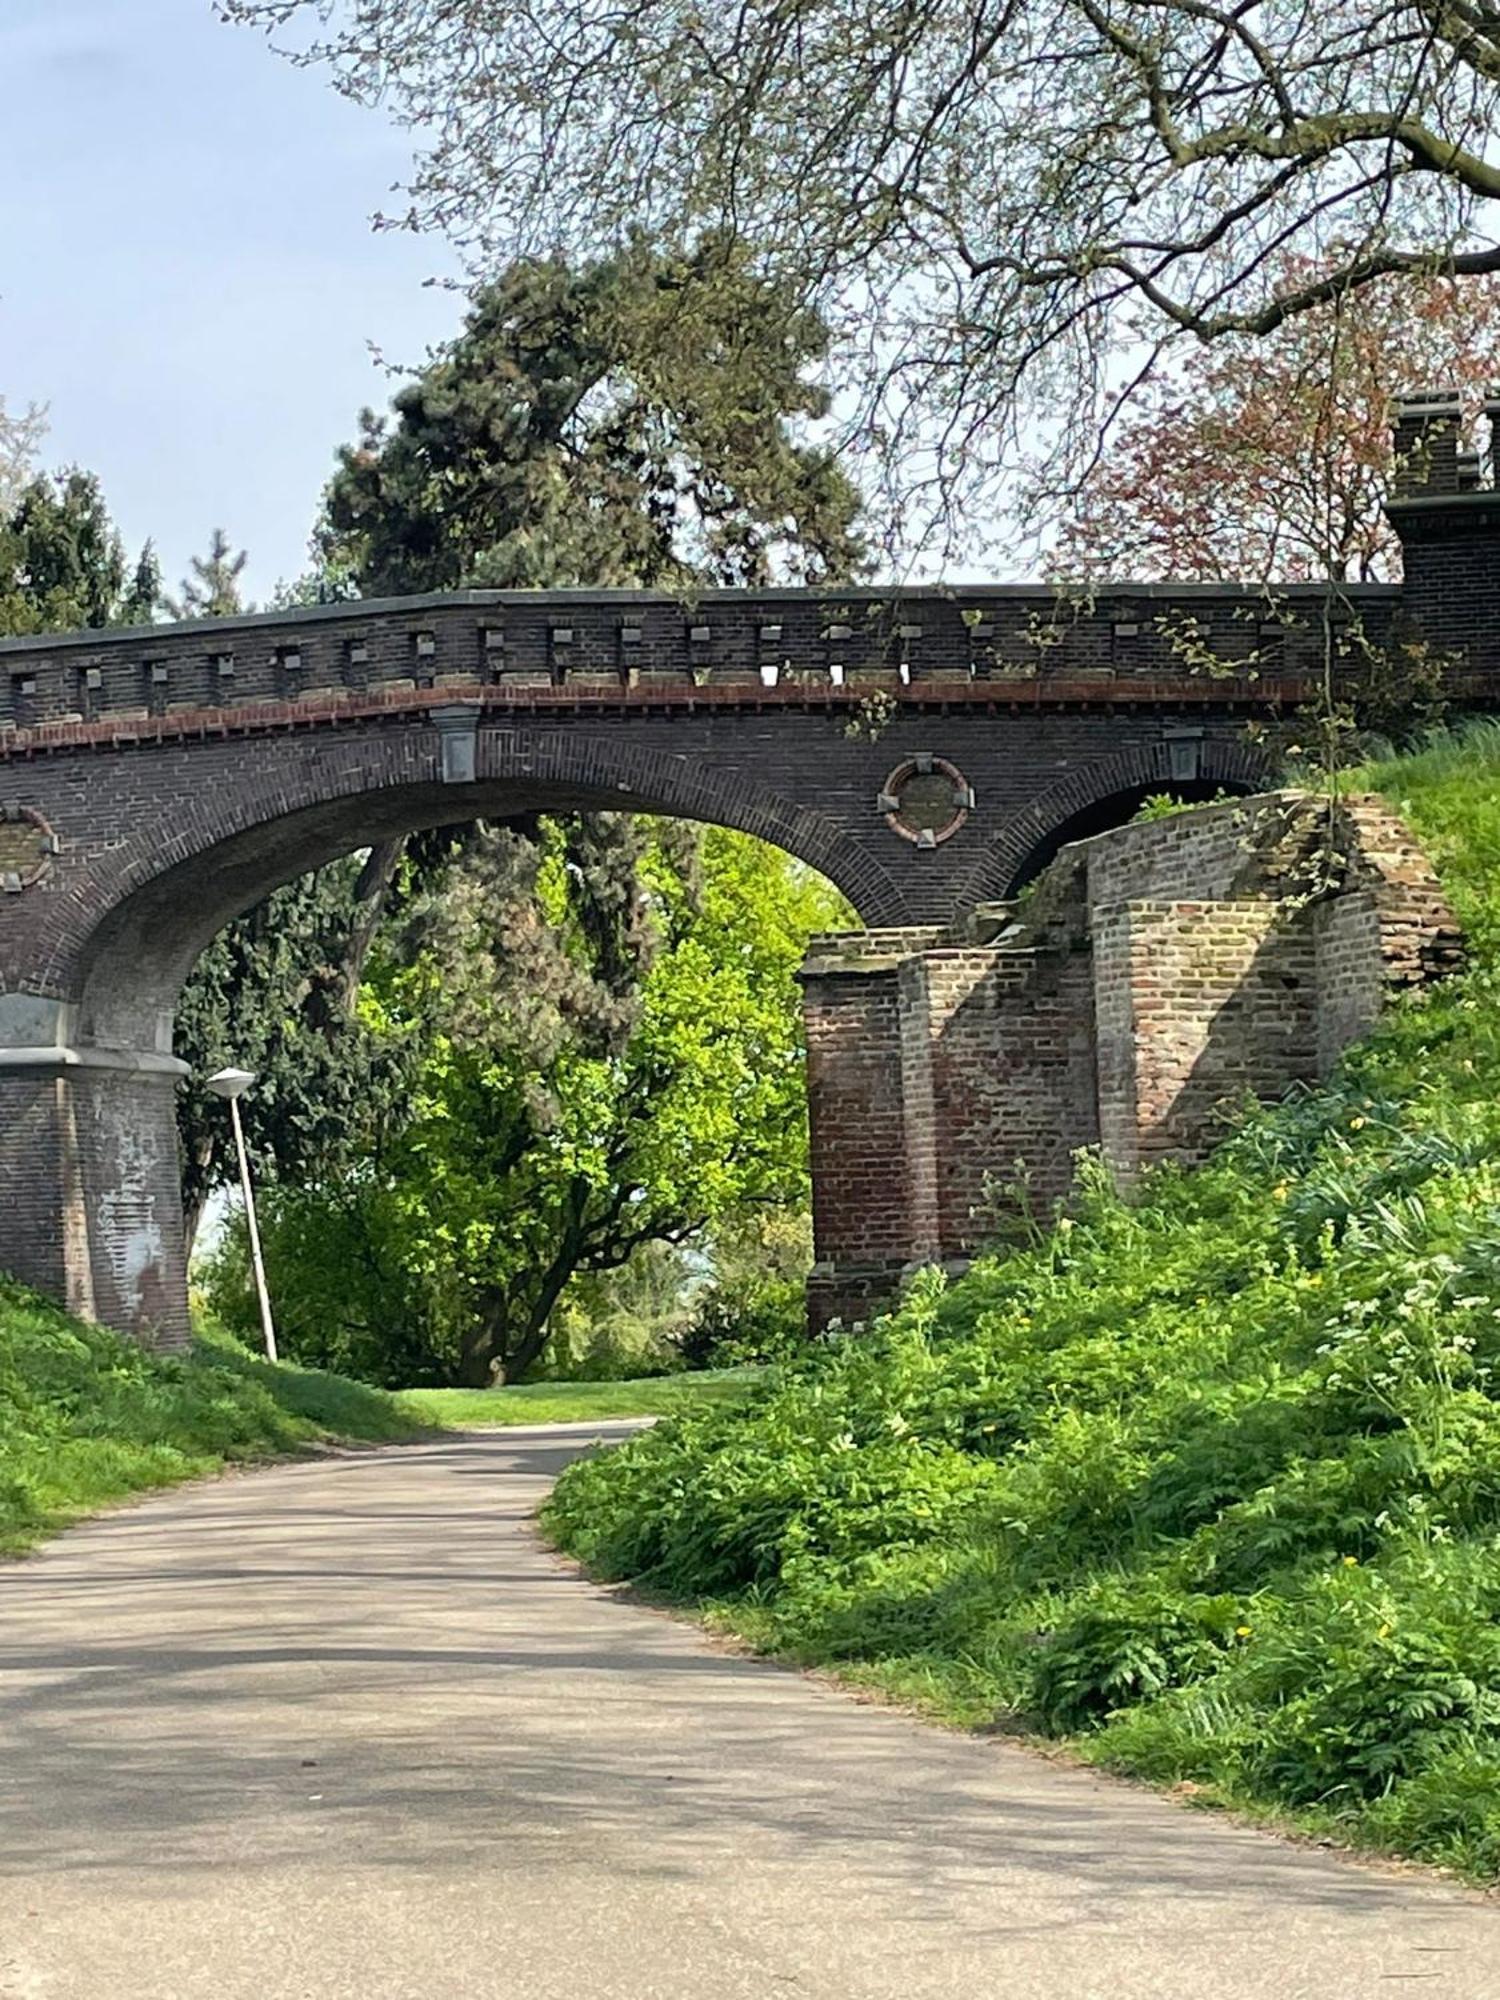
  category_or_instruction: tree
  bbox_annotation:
[165,522,409,1253]
[0,471,158,636]
[1053,264,1500,584]
[320,238,864,594]
[174,849,416,1251]
[204,826,852,1385]
[165,529,250,619]
[222,0,1500,537]
[182,247,864,1302]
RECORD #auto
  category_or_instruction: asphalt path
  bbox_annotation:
[2,1425,1497,1999]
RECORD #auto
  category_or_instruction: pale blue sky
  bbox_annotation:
[0,0,460,600]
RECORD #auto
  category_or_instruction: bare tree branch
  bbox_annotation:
[218,0,1500,541]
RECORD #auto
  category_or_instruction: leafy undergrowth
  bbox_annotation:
[400,1368,762,1428]
[546,725,1500,1885]
[0,1282,418,1554]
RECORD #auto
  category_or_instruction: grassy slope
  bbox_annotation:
[400,1369,761,1428]
[546,726,1500,1884]
[0,1281,418,1554]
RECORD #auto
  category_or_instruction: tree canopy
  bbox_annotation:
[0,471,158,637]
[188,247,865,1374]
[320,240,864,594]
[205,824,850,1385]
[222,0,1500,539]
[165,528,251,620]
[1054,263,1500,585]
[174,847,416,1251]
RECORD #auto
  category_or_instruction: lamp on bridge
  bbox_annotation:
[206,1067,279,1366]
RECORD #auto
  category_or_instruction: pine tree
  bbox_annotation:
[166,528,250,620]
[0,470,159,636]
[321,238,864,594]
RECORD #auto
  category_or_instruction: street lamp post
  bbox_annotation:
[206,1067,278,1365]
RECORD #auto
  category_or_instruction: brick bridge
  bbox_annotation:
[0,399,1488,1344]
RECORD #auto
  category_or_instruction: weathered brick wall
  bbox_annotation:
[917,947,1099,1257]
[804,932,1100,1329]
[1095,899,1318,1179]
[803,790,1463,1327]
[1386,497,1500,678]
[0,1073,71,1305]
[0,1064,188,1347]
[802,934,940,1333]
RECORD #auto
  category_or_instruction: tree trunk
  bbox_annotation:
[456,1320,502,1388]
[335,838,405,1013]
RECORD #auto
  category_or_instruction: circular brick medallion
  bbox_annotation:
[0,805,57,893]
[877,755,974,848]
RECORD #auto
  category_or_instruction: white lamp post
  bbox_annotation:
[206,1067,278,1364]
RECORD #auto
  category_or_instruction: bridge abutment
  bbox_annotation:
[801,793,1465,1331]
[0,999,189,1345]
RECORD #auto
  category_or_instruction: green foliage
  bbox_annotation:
[675,1276,807,1371]
[0,470,158,636]
[176,851,420,1247]
[201,827,847,1385]
[1131,788,1238,824]
[164,527,250,620]
[0,1279,416,1555]
[541,1243,695,1381]
[176,241,863,1257]
[545,724,1500,1882]
[320,238,864,595]
[674,1212,815,1369]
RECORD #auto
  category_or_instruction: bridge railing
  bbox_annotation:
[0,583,1396,736]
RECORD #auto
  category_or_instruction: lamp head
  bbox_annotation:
[206,1067,257,1101]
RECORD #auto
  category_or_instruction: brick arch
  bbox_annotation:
[957,737,1279,906]
[66,719,901,1044]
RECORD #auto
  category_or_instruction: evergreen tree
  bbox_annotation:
[321,238,864,594]
[175,848,415,1252]
[167,529,405,1248]
[191,246,865,1377]
[165,528,250,620]
[0,470,159,636]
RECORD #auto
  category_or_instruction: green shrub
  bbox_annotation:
[674,1272,808,1370]
[543,724,1500,1883]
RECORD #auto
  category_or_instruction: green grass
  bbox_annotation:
[400,1368,763,1428]
[544,723,1500,1886]
[0,1282,419,1555]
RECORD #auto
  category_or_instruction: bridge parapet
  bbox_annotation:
[0,582,1394,738]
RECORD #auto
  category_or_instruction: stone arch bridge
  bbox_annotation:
[0,417,1488,1342]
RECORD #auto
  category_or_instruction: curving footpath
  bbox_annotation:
[2,1427,1497,1999]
